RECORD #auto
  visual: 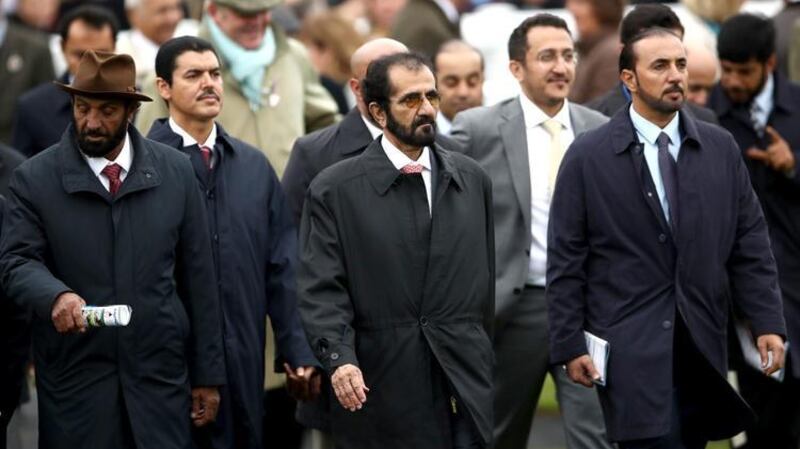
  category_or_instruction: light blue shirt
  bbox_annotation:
[629,105,682,222]
[750,73,774,133]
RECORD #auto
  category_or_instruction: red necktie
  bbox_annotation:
[200,146,212,170]
[400,162,424,174]
[101,163,123,197]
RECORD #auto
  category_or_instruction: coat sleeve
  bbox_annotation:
[546,141,590,365]
[726,135,787,338]
[282,139,314,227]
[264,167,319,371]
[0,169,72,320]
[11,100,37,158]
[297,183,358,374]
[174,160,226,387]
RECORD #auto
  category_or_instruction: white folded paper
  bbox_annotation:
[735,322,786,382]
[584,331,610,386]
[82,305,132,327]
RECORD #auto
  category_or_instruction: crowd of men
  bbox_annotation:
[0,1,799,449]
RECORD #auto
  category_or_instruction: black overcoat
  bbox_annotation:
[547,107,786,442]
[0,125,226,449]
[708,74,800,378]
[297,138,495,449]
[147,119,317,449]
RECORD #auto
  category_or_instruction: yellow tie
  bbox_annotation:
[542,118,564,195]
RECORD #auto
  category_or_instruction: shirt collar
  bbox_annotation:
[519,93,572,131]
[380,136,432,172]
[83,133,134,177]
[360,114,383,139]
[436,113,452,135]
[628,104,681,147]
[168,117,218,149]
[752,72,774,117]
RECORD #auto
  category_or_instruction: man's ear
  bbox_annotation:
[765,54,777,74]
[368,102,386,128]
[155,77,172,102]
[127,102,141,122]
[620,69,636,94]
[349,77,361,99]
[508,59,524,83]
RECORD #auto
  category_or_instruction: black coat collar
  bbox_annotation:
[610,103,701,154]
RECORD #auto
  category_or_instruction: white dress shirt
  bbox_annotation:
[750,73,774,133]
[436,113,453,136]
[629,105,681,222]
[169,117,218,168]
[519,94,575,286]
[83,134,133,192]
[360,114,383,139]
[381,137,433,215]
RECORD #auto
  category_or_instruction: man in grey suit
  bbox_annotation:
[451,14,611,449]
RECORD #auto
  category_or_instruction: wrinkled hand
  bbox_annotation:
[191,386,220,427]
[746,126,796,173]
[565,354,600,388]
[284,363,322,401]
[51,292,87,334]
[756,334,785,376]
[331,364,369,412]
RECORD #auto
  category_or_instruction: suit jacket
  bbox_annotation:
[450,98,608,319]
[546,107,786,442]
[390,0,459,58]
[0,125,226,449]
[12,72,72,157]
[147,119,316,449]
[0,143,24,198]
[586,83,720,125]
[297,138,495,448]
[283,107,461,226]
[707,73,800,378]
[0,22,55,144]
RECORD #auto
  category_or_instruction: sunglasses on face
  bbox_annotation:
[394,91,441,109]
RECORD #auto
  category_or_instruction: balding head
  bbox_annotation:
[350,38,408,117]
[686,43,718,106]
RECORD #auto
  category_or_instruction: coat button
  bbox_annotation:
[330,352,339,360]
[658,233,667,243]
[513,288,521,295]
[662,320,672,330]
[213,234,219,242]
[419,316,429,326]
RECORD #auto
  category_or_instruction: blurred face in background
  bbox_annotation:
[208,3,271,50]
[16,0,60,31]
[566,0,600,40]
[365,0,407,32]
[435,47,484,121]
[686,46,718,107]
[510,25,575,114]
[62,20,116,76]
[128,0,184,45]
[719,56,775,105]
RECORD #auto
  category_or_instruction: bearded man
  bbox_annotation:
[0,50,225,449]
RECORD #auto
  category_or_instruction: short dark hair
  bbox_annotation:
[508,13,571,63]
[620,4,684,45]
[57,5,120,43]
[717,13,775,64]
[361,52,434,113]
[155,36,219,85]
[619,27,681,73]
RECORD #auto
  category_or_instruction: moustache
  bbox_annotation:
[198,91,220,101]
[663,85,684,95]
[547,76,570,83]
[413,117,435,128]
[81,129,109,138]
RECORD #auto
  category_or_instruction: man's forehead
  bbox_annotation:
[175,51,221,70]
[436,51,482,74]
[635,35,686,62]
[389,65,436,94]
[527,26,573,52]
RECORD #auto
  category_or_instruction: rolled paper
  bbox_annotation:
[82,305,132,327]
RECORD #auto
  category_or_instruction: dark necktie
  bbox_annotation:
[101,163,123,197]
[199,145,212,170]
[656,132,679,230]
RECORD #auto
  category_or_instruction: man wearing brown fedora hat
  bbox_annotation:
[0,50,226,449]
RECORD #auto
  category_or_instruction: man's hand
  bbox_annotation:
[191,386,220,427]
[565,354,600,388]
[51,292,87,334]
[331,364,369,412]
[284,363,322,401]
[756,334,785,376]
[746,126,796,173]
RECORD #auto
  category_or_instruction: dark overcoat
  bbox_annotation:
[147,119,317,449]
[0,125,226,449]
[12,73,72,157]
[708,74,800,378]
[297,138,495,449]
[546,107,786,442]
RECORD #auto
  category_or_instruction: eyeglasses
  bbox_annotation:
[535,50,576,65]
[394,91,441,109]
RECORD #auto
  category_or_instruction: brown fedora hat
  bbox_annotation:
[55,50,152,102]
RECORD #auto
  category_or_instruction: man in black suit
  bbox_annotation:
[548,28,786,449]
[297,52,494,449]
[708,14,800,449]
[585,3,718,125]
[12,5,117,157]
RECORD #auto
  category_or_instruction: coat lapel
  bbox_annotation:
[499,99,532,233]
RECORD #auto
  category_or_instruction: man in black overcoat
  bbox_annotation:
[708,13,800,449]
[146,36,319,449]
[297,52,495,449]
[0,50,226,449]
[547,29,787,449]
